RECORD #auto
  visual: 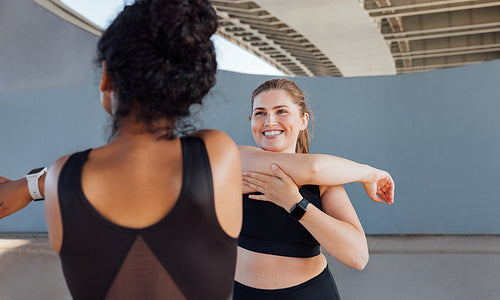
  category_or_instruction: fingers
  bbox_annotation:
[247,194,268,201]
[366,184,383,203]
[377,176,394,204]
[0,176,11,184]
[384,176,395,204]
[242,171,274,183]
[365,170,395,205]
[372,194,384,203]
[242,172,270,186]
[242,178,263,194]
[271,164,294,184]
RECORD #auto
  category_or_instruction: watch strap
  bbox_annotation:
[26,167,47,201]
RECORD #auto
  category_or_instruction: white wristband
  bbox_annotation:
[25,167,47,201]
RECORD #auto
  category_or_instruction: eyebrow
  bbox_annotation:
[253,105,290,111]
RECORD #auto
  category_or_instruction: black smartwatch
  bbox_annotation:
[289,198,309,220]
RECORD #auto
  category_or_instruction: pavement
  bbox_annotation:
[0,233,70,300]
[1,234,500,300]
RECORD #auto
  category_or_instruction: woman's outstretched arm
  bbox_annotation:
[0,175,45,219]
[239,145,394,204]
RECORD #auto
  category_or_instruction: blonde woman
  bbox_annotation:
[233,79,394,299]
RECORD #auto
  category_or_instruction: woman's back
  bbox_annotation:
[44,130,242,300]
[80,134,185,229]
[40,1,242,298]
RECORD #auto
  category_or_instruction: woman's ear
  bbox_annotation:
[300,112,309,130]
[100,61,113,115]
[100,61,112,92]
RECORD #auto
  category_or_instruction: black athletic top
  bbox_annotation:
[57,137,237,300]
[238,185,322,258]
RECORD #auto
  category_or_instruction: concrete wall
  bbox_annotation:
[198,63,500,234]
[2,1,500,300]
[0,0,106,231]
[1,0,500,235]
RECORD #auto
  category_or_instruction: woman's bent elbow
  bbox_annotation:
[352,252,369,270]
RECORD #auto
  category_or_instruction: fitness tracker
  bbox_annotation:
[289,198,309,220]
[25,167,47,201]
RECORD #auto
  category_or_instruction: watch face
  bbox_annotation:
[27,167,46,175]
[290,204,306,220]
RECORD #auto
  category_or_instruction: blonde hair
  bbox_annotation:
[251,79,314,154]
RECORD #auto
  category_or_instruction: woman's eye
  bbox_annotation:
[277,109,287,114]
[254,111,264,116]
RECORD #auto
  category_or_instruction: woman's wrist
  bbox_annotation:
[358,164,377,184]
[283,192,303,212]
[18,172,45,202]
[19,177,34,202]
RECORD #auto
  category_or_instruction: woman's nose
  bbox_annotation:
[264,113,277,125]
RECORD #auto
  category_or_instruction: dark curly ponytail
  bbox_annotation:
[96,0,218,138]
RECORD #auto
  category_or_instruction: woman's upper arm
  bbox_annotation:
[238,145,317,185]
[44,155,70,253]
[320,185,365,235]
[195,130,242,239]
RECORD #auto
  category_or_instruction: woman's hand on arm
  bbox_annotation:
[0,175,44,219]
[242,163,302,212]
[239,146,395,204]
[243,164,369,270]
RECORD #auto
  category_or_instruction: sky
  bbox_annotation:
[61,0,284,76]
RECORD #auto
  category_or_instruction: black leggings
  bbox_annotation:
[233,267,340,300]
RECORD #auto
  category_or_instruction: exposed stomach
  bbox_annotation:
[234,246,328,289]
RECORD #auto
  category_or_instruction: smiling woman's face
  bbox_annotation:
[251,89,309,153]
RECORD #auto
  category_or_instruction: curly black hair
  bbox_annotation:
[96,0,218,138]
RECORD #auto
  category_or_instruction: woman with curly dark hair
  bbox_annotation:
[0,2,394,299]
[6,1,242,299]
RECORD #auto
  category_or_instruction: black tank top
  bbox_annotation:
[238,185,322,258]
[57,136,237,300]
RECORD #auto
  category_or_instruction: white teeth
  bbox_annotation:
[263,131,282,136]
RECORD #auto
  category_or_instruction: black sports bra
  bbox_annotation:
[238,185,322,258]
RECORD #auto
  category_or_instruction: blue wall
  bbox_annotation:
[1,0,499,233]
[199,61,500,234]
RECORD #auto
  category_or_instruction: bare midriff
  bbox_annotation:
[234,246,328,289]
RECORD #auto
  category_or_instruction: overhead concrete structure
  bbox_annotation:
[252,0,397,76]
[30,0,500,77]
[213,0,397,77]
[33,0,101,35]
[365,0,500,73]
[214,0,500,76]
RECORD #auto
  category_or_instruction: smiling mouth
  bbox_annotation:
[263,130,283,137]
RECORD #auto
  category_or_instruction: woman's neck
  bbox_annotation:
[111,116,175,142]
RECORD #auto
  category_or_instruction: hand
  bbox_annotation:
[241,180,256,194]
[361,168,395,204]
[242,163,302,211]
[0,177,33,219]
